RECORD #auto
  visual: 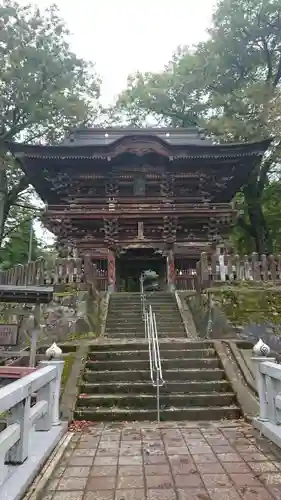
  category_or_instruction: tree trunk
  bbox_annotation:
[0,169,7,244]
[248,203,272,254]
[243,184,272,254]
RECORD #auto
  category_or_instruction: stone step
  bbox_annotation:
[107,307,178,312]
[105,333,187,339]
[147,301,179,304]
[106,330,186,335]
[105,313,143,318]
[105,325,184,331]
[105,328,185,333]
[148,305,180,309]
[106,309,142,314]
[87,348,217,361]
[105,324,144,329]
[76,392,236,409]
[105,324,145,330]
[106,317,182,324]
[152,311,183,315]
[111,292,172,297]
[89,341,214,352]
[83,368,225,383]
[149,304,179,307]
[106,322,183,328]
[108,298,141,301]
[107,304,142,308]
[106,321,182,327]
[105,326,146,332]
[109,303,177,306]
[74,405,241,422]
[85,358,220,371]
[154,324,185,328]
[109,301,177,306]
[107,308,142,320]
[80,380,231,394]
[108,298,141,302]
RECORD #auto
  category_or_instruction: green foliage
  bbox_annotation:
[113,0,281,254]
[213,288,281,327]
[0,214,41,268]
[115,47,207,127]
[262,181,281,252]
[0,0,101,244]
[0,0,100,143]
[61,353,75,391]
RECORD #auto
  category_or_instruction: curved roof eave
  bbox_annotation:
[4,136,273,158]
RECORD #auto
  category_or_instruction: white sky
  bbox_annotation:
[33,0,216,104]
[22,0,217,244]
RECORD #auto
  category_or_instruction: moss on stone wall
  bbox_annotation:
[61,353,75,391]
[211,287,281,327]
[65,331,96,342]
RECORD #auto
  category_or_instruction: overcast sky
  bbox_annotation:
[33,0,216,104]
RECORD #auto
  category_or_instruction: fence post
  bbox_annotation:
[39,360,64,426]
[251,356,276,421]
[200,252,209,288]
[6,395,31,464]
[35,379,54,432]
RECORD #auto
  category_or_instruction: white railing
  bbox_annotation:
[0,359,64,487]
[252,355,281,449]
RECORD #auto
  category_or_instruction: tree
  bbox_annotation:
[113,0,281,253]
[0,212,41,268]
[114,47,208,127]
[262,181,281,253]
[0,0,101,243]
[196,0,281,253]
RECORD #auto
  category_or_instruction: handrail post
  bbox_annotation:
[39,360,65,426]
[251,356,276,422]
[156,372,160,423]
[0,362,66,494]
[6,396,31,464]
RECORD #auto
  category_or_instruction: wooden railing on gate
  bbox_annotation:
[0,256,101,288]
[196,252,281,290]
[175,270,197,290]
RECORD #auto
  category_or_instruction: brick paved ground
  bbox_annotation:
[40,420,281,500]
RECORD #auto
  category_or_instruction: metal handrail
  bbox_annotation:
[140,275,164,422]
[140,274,146,322]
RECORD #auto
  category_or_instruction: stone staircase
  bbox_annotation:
[147,292,187,338]
[74,292,240,421]
[104,292,186,339]
[75,339,240,421]
[104,292,144,338]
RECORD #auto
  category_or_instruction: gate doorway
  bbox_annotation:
[116,248,166,292]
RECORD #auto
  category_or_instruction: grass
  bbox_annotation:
[212,287,281,328]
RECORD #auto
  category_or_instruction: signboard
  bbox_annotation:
[0,324,19,346]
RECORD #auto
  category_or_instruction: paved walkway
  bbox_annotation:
[41,420,281,500]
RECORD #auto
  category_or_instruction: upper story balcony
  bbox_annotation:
[45,198,235,220]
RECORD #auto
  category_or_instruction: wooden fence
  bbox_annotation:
[196,252,281,289]
[5,252,280,292]
[175,270,197,291]
[0,256,105,290]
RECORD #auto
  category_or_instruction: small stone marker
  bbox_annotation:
[0,324,19,346]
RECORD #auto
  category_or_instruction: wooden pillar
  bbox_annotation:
[107,249,116,292]
[167,248,175,292]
